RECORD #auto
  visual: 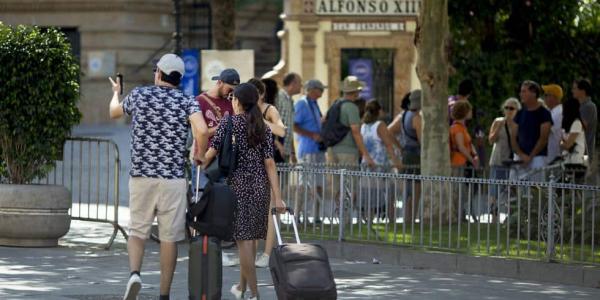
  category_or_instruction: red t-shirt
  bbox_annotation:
[195,92,233,152]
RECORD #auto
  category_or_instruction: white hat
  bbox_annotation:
[156,53,185,76]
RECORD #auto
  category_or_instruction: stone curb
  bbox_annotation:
[309,239,600,289]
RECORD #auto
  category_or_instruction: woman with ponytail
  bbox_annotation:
[202,83,286,300]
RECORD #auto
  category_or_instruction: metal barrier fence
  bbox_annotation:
[33,137,127,249]
[276,164,600,264]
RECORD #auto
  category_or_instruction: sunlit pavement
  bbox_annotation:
[1,220,599,299]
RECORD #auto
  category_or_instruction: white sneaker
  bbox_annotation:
[255,253,270,268]
[123,273,141,300]
[229,284,244,299]
[222,252,239,267]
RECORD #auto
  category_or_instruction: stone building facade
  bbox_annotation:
[0,0,281,124]
[266,0,422,116]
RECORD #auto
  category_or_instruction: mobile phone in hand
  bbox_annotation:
[116,73,123,95]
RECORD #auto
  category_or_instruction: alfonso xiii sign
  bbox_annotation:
[314,0,421,16]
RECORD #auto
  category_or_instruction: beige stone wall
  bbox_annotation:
[0,0,174,124]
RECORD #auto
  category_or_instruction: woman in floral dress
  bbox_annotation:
[202,83,285,300]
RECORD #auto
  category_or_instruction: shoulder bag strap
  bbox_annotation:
[199,94,223,120]
[503,120,514,159]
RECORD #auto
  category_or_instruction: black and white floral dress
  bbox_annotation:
[210,114,274,240]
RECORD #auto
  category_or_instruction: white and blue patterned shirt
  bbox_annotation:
[123,85,200,179]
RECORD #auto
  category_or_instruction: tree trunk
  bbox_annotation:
[416,0,452,224]
[211,0,236,50]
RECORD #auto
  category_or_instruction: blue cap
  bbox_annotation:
[211,68,240,85]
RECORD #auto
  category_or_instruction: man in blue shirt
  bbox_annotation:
[510,80,552,180]
[293,79,326,223]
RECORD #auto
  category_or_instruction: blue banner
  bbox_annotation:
[348,58,373,100]
[181,49,200,96]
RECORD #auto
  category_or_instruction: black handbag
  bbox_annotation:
[206,116,237,181]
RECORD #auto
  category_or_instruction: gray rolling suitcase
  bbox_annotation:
[188,166,222,300]
[269,208,337,300]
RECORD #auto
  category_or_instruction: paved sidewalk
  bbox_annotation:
[1,220,600,299]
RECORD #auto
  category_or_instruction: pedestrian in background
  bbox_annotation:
[560,97,587,182]
[542,84,564,164]
[262,78,286,162]
[293,79,327,227]
[450,101,479,222]
[193,68,241,267]
[388,91,412,157]
[360,100,402,222]
[572,78,597,183]
[487,97,521,223]
[399,90,422,224]
[276,73,303,163]
[509,80,552,180]
[247,78,286,268]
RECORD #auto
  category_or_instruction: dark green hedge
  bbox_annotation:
[0,24,81,184]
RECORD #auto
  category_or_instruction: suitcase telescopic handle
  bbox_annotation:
[194,165,201,204]
[271,207,301,245]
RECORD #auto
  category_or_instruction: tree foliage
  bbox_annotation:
[0,24,81,184]
[448,0,600,135]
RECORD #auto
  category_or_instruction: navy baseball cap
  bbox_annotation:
[211,68,240,86]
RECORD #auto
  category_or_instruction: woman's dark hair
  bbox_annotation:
[562,97,582,133]
[362,100,382,124]
[160,71,182,86]
[400,92,411,111]
[247,77,266,97]
[261,78,279,105]
[234,83,266,148]
[458,79,474,96]
[574,78,592,96]
[356,97,367,118]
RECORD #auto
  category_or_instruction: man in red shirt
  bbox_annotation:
[192,68,240,266]
[196,68,239,142]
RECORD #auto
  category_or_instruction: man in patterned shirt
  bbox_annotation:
[275,72,303,163]
[109,53,208,300]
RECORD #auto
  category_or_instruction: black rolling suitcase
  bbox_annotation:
[269,208,337,300]
[188,166,224,300]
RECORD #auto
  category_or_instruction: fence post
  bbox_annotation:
[546,174,556,261]
[338,169,346,242]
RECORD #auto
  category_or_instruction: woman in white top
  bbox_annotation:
[560,98,587,181]
[361,101,402,171]
[487,97,521,222]
[360,101,402,221]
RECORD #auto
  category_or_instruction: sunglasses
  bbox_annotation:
[504,106,516,111]
[227,92,234,101]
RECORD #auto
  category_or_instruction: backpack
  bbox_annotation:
[320,99,353,148]
[186,177,237,241]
